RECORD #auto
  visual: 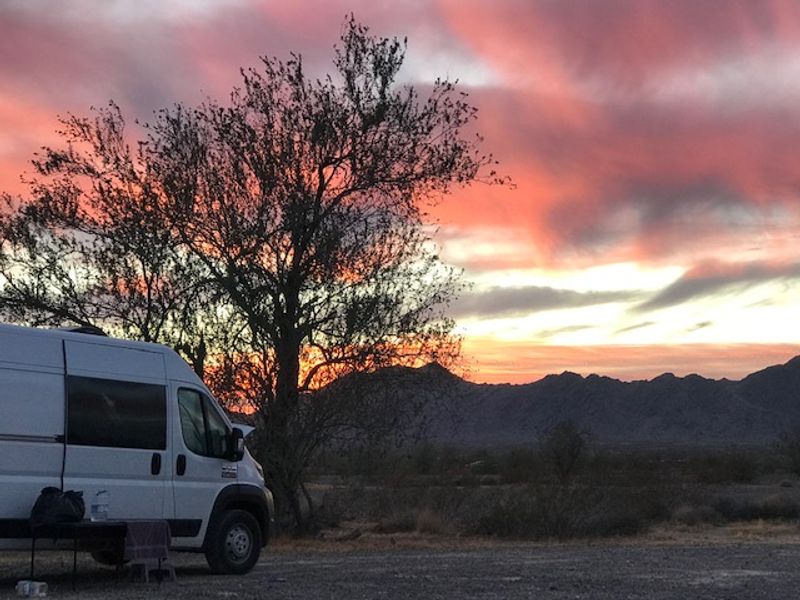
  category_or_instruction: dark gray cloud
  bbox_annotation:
[450,285,640,319]
[687,321,713,332]
[636,262,800,312]
[533,324,593,341]
[546,181,759,254]
[615,321,654,335]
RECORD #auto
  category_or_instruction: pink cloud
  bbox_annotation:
[427,0,800,269]
[441,0,800,89]
[3,0,800,276]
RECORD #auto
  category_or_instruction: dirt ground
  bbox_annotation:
[3,525,800,599]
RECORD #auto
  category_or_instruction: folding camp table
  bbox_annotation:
[29,519,170,588]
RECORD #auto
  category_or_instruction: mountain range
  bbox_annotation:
[406,357,800,447]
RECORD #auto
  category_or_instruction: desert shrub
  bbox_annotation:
[478,474,501,486]
[370,487,469,534]
[318,444,504,486]
[452,473,480,487]
[671,504,720,526]
[776,426,800,476]
[468,484,670,539]
[315,495,347,528]
[374,510,417,533]
[585,449,671,487]
[314,481,374,528]
[756,495,800,519]
[315,446,403,482]
[415,507,446,534]
[315,477,685,539]
[469,488,547,538]
[418,485,470,518]
[313,444,791,537]
[582,484,673,536]
[712,494,800,521]
[366,487,411,520]
[685,449,758,484]
[499,447,541,484]
[412,442,438,476]
[584,447,769,488]
[711,496,738,521]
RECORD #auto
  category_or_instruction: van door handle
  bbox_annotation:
[151,453,162,476]
[176,454,186,476]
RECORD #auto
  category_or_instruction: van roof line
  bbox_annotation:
[57,326,108,337]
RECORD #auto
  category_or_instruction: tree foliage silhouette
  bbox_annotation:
[0,18,502,531]
[0,106,216,374]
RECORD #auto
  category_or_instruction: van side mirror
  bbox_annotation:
[229,427,245,462]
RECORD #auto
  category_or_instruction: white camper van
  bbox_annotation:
[0,323,274,574]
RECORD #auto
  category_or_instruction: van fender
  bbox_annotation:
[203,484,274,549]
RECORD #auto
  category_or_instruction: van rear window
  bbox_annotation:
[67,376,167,450]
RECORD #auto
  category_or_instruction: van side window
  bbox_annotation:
[67,376,167,450]
[178,389,229,458]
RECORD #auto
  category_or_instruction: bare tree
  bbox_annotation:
[541,420,589,487]
[144,18,501,531]
[0,18,503,533]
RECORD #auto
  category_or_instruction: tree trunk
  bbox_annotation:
[286,488,308,535]
[268,300,307,532]
[300,481,315,529]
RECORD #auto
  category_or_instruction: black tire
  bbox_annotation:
[90,549,126,567]
[204,509,262,574]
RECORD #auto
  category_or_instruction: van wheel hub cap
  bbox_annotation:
[225,525,252,562]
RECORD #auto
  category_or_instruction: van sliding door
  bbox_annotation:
[63,341,170,521]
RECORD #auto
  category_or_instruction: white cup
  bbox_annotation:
[15,580,47,597]
[31,582,48,597]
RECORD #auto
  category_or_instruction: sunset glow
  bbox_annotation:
[2,0,800,383]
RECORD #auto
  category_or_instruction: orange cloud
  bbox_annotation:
[0,93,65,196]
[461,338,800,384]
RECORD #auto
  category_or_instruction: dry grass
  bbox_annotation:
[645,521,800,545]
[268,517,800,555]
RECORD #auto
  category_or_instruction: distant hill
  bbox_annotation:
[375,357,800,447]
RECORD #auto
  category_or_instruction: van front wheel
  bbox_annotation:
[205,509,262,574]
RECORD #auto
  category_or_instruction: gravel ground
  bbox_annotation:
[2,539,800,599]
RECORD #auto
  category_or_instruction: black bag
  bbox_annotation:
[30,487,85,527]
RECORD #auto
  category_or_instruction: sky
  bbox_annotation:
[1,0,799,383]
